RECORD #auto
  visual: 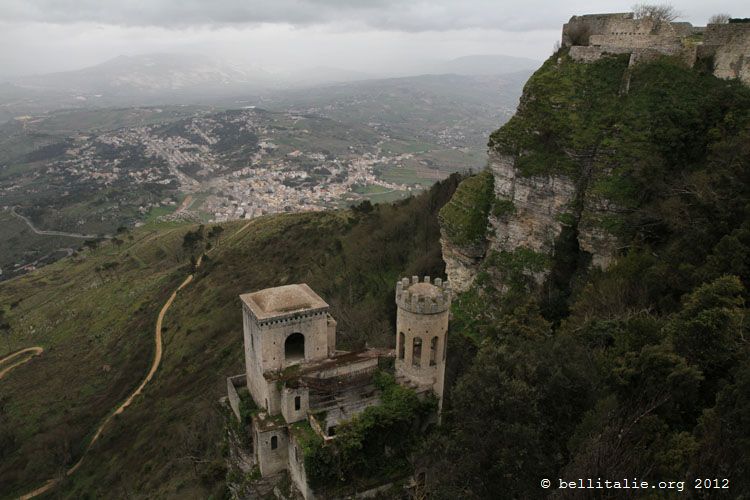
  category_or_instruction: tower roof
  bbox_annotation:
[241,283,329,322]
[395,276,451,314]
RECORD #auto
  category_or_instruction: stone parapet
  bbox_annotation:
[395,276,451,314]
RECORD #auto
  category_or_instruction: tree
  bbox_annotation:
[83,239,100,252]
[0,310,11,351]
[708,13,731,24]
[182,226,205,255]
[207,225,224,244]
[351,199,374,215]
[692,363,750,494]
[668,276,745,402]
[632,3,680,25]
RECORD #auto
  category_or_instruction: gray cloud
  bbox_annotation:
[3,0,748,32]
[0,0,746,78]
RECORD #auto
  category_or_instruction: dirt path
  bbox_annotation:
[10,207,112,240]
[17,221,252,499]
[0,347,43,380]
[176,194,193,213]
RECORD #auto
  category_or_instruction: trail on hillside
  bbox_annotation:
[10,206,112,240]
[18,220,253,500]
[0,347,43,380]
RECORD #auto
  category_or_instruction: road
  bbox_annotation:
[17,220,253,499]
[0,347,43,380]
[9,207,112,240]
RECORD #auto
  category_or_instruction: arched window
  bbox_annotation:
[271,435,278,450]
[412,337,422,368]
[398,332,405,359]
[284,332,305,362]
[429,336,438,366]
[294,395,301,411]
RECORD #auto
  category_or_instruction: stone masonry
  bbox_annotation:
[562,12,750,85]
[229,278,449,499]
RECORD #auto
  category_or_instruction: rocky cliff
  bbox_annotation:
[440,52,628,293]
[441,41,750,297]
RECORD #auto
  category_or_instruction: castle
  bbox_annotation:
[226,277,450,498]
[562,12,750,85]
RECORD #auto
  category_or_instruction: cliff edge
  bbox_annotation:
[440,13,750,298]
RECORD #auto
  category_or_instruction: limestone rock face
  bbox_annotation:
[440,150,621,293]
[578,191,621,269]
[440,231,485,293]
[487,151,577,256]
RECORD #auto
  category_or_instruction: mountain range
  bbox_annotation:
[0,53,539,123]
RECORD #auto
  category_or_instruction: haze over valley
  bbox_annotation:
[0,52,532,280]
[3,1,750,499]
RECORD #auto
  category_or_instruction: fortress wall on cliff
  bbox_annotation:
[702,23,750,84]
[562,13,750,86]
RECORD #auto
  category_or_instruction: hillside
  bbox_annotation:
[1,102,481,282]
[4,20,750,500]
[429,48,750,497]
[0,177,458,498]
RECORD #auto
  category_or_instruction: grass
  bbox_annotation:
[143,204,178,224]
[438,170,494,247]
[352,184,410,204]
[0,209,84,281]
[0,177,459,498]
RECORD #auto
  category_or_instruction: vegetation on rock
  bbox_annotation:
[301,372,436,494]
[438,169,494,246]
[426,51,750,498]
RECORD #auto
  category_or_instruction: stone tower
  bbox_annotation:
[240,284,336,416]
[395,276,451,410]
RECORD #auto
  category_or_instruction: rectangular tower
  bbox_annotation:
[240,284,333,414]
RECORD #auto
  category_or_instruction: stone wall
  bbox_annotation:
[703,22,750,85]
[288,435,314,500]
[226,374,246,421]
[321,393,382,434]
[395,277,449,406]
[253,421,289,476]
[243,305,330,415]
[563,12,750,87]
[562,13,633,47]
[281,386,309,424]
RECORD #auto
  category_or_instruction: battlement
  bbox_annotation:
[395,276,451,314]
[561,11,750,86]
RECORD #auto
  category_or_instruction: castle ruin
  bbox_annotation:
[562,12,750,85]
[226,277,450,498]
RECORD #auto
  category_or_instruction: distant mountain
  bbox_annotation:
[0,52,539,123]
[10,53,272,96]
[431,54,541,75]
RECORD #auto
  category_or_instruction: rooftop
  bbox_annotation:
[240,283,329,321]
[407,282,443,298]
[265,348,391,382]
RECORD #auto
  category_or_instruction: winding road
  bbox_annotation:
[17,220,253,499]
[0,347,43,380]
[9,207,111,240]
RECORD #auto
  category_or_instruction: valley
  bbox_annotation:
[0,71,524,281]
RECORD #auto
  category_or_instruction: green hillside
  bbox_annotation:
[426,50,750,497]
[0,176,458,499]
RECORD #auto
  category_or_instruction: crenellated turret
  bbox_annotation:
[395,276,451,315]
[394,275,451,412]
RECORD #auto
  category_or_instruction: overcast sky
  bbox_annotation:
[0,0,746,78]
